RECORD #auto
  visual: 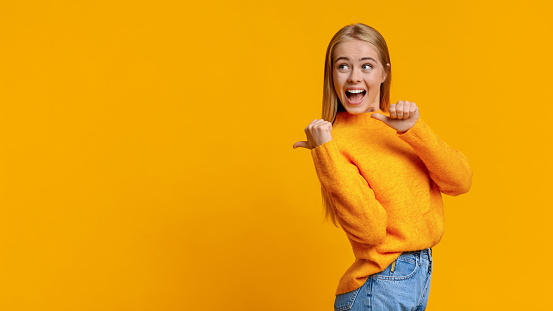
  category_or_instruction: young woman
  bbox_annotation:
[293,23,472,310]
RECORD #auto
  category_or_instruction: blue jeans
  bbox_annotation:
[334,248,433,311]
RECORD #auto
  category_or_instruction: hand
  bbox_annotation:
[371,100,420,133]
[293,119,333,150]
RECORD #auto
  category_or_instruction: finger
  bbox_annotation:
[308,119,325,133]
[403,101,410,119]
[389,104,397,118]
[311,119,331,131]
[409,102,418,118]
[293,141,310,149]
[370,112,393,127]
[317,120,332,131]
[305,119,319,133]
[395,101,404,119]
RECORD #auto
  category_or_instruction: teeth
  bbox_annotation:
[347,90,365,94]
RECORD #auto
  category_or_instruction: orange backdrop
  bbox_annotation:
[1,0,552,310]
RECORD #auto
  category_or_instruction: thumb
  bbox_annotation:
[293,141,310,149]
[370,113,392,126]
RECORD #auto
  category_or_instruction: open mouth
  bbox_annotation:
[345,89,366,104]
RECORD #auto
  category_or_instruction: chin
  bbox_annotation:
[343,102,377,114]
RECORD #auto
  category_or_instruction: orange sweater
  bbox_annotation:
[311,110,472,295]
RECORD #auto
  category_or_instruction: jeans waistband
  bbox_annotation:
[402,248,432,260]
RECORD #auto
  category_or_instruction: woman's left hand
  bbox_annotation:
[371,100,420,133]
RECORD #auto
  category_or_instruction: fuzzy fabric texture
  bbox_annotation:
[311,111,472,295]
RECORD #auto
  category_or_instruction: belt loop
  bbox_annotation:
[428,248,433,263]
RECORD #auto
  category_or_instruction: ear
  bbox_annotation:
[381,63,390,83]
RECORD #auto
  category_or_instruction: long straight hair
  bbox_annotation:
[320,23,392,226]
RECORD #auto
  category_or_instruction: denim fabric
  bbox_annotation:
[334,248,433,311]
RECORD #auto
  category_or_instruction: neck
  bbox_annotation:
[336,110,381,126]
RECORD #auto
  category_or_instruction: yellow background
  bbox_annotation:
[1,0,552,310]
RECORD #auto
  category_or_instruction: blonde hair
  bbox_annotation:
[320,23,392,227]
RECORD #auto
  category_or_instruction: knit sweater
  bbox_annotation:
[311,110,472,296]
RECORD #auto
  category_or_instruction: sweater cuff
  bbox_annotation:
[310,139,340,166]
[397,118,432,146]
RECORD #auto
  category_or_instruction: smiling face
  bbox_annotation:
[333,39,388,114]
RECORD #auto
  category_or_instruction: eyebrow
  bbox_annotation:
[335,56,377,63]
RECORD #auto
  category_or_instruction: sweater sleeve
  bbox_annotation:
[311,139,387,245]
[398,119,473,196]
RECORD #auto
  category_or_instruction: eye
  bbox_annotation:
[337,63,350,71]
[362,64,373,70]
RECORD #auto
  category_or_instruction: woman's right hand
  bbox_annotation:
[293,119,333,150]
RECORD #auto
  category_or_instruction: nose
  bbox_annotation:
[347,68,362,83]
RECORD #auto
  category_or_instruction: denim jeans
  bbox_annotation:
[334,248,433,311]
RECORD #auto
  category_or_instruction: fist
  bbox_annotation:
[293,119,333,150]
[371,100,420,133]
